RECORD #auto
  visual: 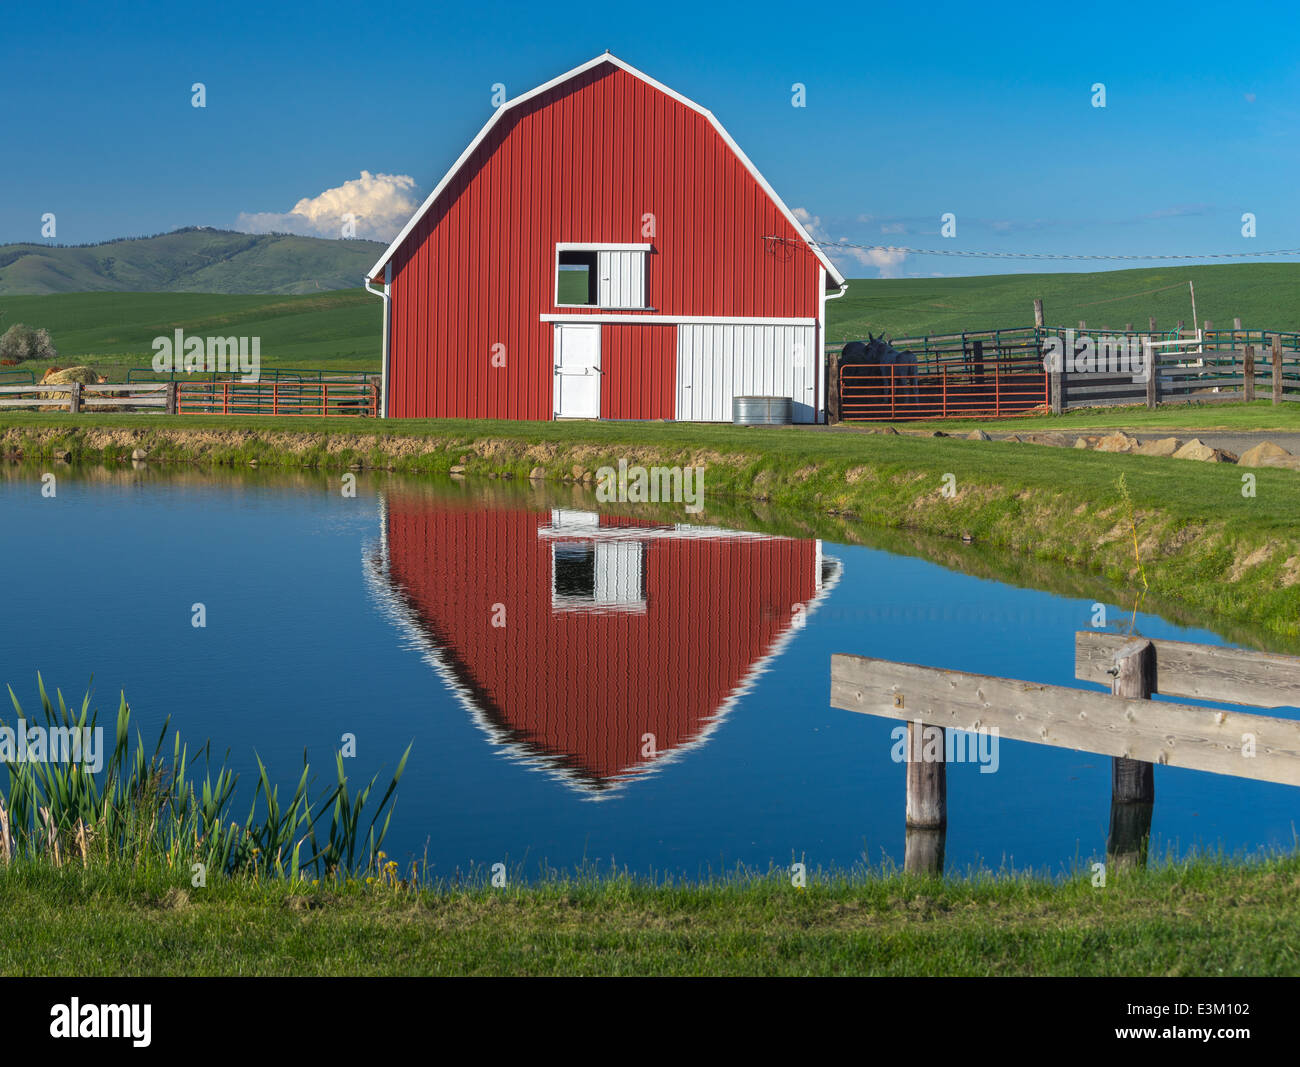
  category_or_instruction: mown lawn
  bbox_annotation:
[894,399,1300,435]
[1,859,1296,976]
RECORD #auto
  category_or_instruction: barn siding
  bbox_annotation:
[387,62,823,420]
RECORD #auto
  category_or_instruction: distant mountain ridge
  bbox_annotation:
[0,228,388,295]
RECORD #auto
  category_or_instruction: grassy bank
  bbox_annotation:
[4,412,1300,643]
[2,856,1297,976]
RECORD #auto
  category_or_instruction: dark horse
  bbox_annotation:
[841,333,918,404]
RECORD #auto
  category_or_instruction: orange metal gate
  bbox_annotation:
[839,358,1048,421]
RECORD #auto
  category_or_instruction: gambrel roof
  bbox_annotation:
[367,53,845,287]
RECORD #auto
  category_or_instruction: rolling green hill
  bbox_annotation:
[827,262,1300,343]
[0,290,381,375]
[1,262,1296,377]
[0,229,387,296]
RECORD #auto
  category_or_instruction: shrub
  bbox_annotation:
[0,323,58,363]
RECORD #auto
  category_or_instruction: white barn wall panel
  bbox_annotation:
[675,324,818,423]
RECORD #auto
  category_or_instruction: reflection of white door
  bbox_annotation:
[553,324,601,418]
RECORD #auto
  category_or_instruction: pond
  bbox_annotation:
[2,463,1296,879]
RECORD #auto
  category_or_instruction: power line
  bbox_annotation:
[806,240,1300,261]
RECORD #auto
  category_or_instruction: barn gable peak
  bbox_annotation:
[366,54,845,288]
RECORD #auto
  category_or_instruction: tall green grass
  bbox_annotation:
[0,676,409,882]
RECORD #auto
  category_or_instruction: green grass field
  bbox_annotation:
[2,857,1297,976]
[895,399,1300,434]
[826,262,1300,343]
[0,289,381,378]
[4,262,1298,379]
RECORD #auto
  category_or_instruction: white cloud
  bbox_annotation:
[794,207,909,278]
[237,171,420,241]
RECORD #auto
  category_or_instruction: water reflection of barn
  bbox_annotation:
[365,493,840,796]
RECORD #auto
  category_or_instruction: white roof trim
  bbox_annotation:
[366,53,846,288]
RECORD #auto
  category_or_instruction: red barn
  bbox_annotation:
[365,491,841,794]
[365,53,847,423]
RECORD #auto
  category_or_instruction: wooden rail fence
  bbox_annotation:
[0,382,175,413]
[830,632,1300,874]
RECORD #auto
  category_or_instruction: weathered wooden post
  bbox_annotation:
[1149,316,1157,331]
[165,381,178,416]
[1244,345,1256,404]
[905,721,946,875]
[1125,322,1133,333]
[1233,316,1243,332]
[1273,335,1284,405]
[1079,319,1086,330]
[68,381,82,415]
[1107,640,1155,870]
[827,348,842,424]
[1035,299,1063,415]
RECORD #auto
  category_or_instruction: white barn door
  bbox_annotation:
[553,324,601,419]
[674,324,818,422]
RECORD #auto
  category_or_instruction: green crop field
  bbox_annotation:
[0,289,382,378]
[2,261,1298,379]
[826,262,1300,343]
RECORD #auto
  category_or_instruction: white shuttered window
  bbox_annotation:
[555,243,651,309]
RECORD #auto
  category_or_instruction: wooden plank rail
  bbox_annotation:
[1075,631,1300,708]
[830,652,1300,786]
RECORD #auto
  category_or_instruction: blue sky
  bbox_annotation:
[2,0,1297,277]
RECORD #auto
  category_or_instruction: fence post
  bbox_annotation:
[1149,316,1156,332]
[1273,335,1284,405]
[1244,345,1256,403]
[1234,316,1243,331]
[1033,298,1044,329]
[1108,640,1155,870]
[68,381,82,415]
[905,720,946,876]
[1145,340,1158,409]
[165,381,177,415]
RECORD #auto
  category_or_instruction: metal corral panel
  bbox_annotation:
[675,323,817,423]
[383,60,826,420]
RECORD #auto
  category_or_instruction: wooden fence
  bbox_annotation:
[0,382,174,413]
[0,378,380,418]
[830,632,1300,873]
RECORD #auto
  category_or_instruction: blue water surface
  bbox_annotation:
[1,466,1294,880]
